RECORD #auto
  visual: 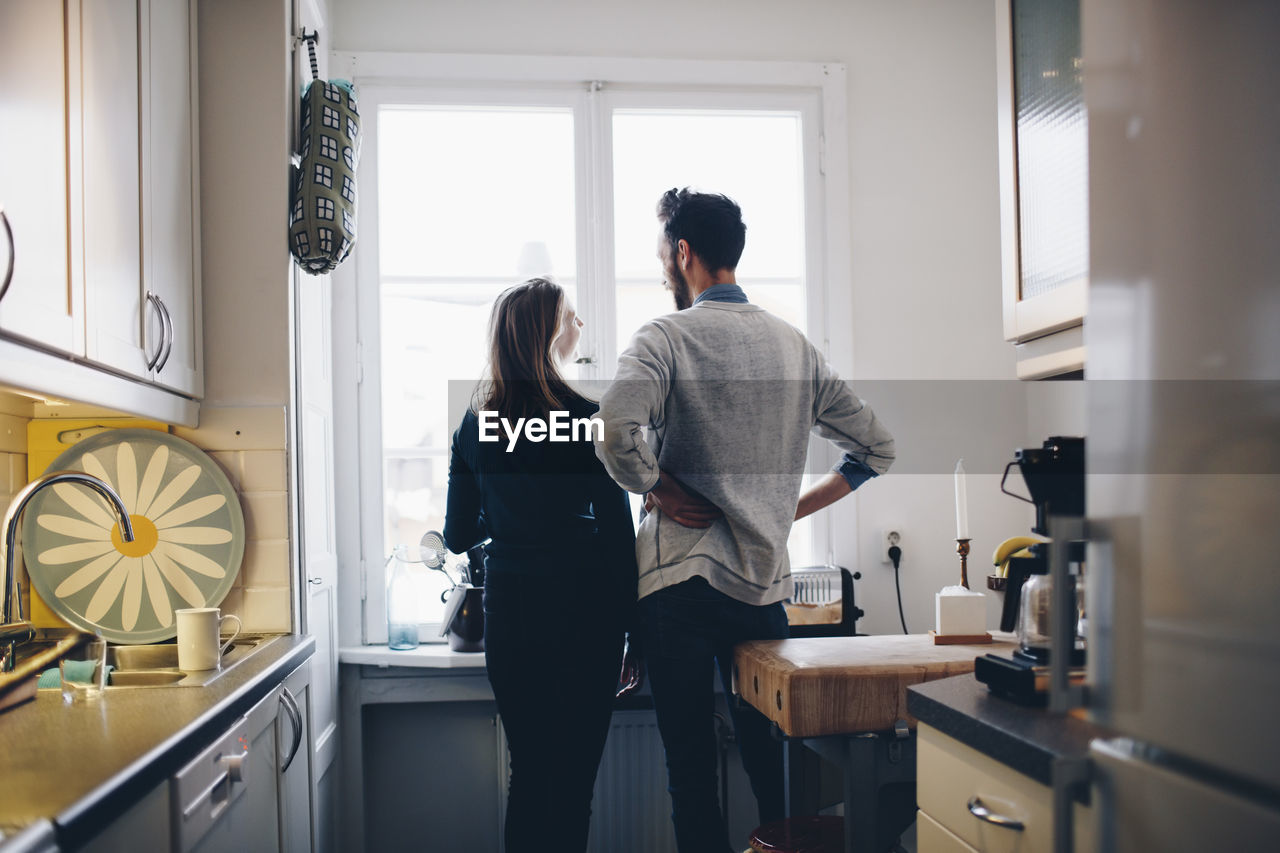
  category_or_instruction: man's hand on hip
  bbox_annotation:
[646,471,723,529]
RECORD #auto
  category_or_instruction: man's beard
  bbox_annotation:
[666,264,692,311]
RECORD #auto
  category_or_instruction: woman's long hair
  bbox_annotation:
[476,277,580,421]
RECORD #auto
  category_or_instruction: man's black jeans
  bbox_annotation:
[639,576,790,853]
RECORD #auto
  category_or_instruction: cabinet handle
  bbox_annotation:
[279,686,304,773]
[966,796,1025,831]
[1,208,15,303]
[155,293,175,373]
[145,292,165,370]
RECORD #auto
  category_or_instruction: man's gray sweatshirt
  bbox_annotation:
[594,300,895,606]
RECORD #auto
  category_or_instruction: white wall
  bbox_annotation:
[199,0,294,408]
[330,0,1070,635]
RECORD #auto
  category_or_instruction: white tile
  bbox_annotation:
[208,450,242,492]
[241,587,292,632]
[0,414,26,453]
[239,450,287,492]
[219,588,245,621]
[239,539,290,587]
[11,454,28,491]
[242,491,289,541]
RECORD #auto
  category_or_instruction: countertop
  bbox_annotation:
[734,633,1018,738]
[907,672,1115,787]
[0,633,314,847]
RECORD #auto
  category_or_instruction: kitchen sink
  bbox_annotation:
[23,634,278,691]
[101,635,274,688]
[108,669,187,687]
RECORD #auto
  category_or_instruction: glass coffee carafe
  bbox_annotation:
[1016,543,1086,665]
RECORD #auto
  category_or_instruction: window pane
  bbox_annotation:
[611,109,815,568]
[378,106,576,279]
[376,105,578,617]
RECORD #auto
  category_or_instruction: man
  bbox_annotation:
[594,187,895,852]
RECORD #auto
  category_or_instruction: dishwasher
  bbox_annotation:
[171,685,281,853]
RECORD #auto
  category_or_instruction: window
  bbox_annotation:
[348,56,849,642]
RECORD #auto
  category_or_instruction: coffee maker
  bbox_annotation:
[976,436,1086,702]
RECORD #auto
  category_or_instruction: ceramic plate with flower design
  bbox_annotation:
[22,429,245,644]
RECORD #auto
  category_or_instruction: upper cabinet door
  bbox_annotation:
[80,0,148,378]
[144,0,202,397]
[80,0,202,396]
[0,0,83,355]
[995,0,1088,376]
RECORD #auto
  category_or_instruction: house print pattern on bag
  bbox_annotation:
[290,79,361,274]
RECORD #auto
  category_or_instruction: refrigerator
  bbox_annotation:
[1082,0,1280,850]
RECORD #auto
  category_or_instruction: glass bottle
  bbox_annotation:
[386,545,422,650]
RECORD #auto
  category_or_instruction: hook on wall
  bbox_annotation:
[295,28,320,81]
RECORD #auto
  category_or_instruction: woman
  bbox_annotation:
[444,278,638,852]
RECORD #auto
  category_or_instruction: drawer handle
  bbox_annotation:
[966,796,1025,831]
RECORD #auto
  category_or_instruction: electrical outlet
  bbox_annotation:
[881,528,903,564]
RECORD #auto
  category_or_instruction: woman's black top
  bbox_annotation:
[444,395,637,621]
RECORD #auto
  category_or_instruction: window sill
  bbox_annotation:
[339,644,486,669]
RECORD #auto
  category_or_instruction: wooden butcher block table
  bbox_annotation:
[733,633,1016,853]
[734,633,1015,738]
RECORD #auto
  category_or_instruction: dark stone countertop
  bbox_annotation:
[907,672,1115,787]
[0,634,314,847]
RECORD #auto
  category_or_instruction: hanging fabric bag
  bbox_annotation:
[289,33,361,274]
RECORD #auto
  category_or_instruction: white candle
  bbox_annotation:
[954,459,969,539]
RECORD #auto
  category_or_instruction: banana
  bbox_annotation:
[992,534,1051,567]
[998,546,1038,578]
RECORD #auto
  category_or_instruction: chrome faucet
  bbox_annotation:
[1,471,135,671]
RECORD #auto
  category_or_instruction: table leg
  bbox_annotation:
[845,734,880,853]
[803,727,916,853]
[782,736,796,817]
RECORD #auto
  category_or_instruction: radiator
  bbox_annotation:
[587,711,677,853]
[497,709,677,853]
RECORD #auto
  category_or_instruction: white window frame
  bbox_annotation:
[335,52,853,644]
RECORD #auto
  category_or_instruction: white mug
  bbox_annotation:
[175,607,242,671]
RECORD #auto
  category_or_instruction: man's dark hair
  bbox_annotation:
[656,187,746,273]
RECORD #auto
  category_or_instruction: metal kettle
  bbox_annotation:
[446,585,484,653]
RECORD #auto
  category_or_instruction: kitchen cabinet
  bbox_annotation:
[0,0,202,409]
[277,663,313,853]
[994,0,1088,379]
[0,0,82,357]
[80,0,202,397]
[916,723,1095,853]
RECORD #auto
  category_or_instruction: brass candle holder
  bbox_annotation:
[956,538,971,589]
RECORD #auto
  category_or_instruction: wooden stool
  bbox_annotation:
[747,816,843,853]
